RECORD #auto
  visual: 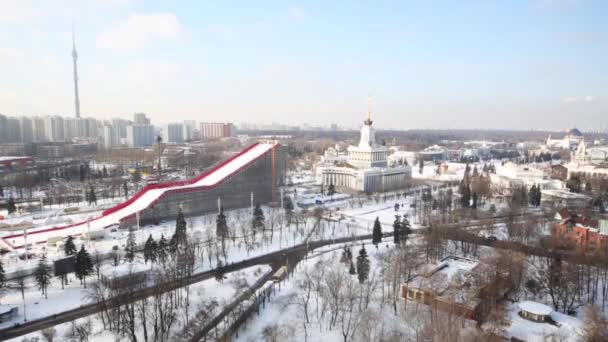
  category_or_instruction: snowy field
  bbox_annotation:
[6,264,272,341]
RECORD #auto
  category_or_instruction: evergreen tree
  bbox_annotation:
[459,181,471,208]
[64,236,77,256]
[7,197,16,214]
[157,234,169,264]
[35,254,51,298]
[252,203,265,232]
[349,261,356,275]
[372,217,382,247]
[89,185,97,205]
[393,215,401,244]
[123,181,129,199]
[327,183,336,196]
[171,208,188,253]
[0,183,3,197]
[472,192,478,209]
[418,159,424,175]
[75,245,93,288]
[124,227,136,262]
[284,196,294,225]
[0,260,5,289]
[143,234,157,264]
[399,215,412,246]
[529,184,537,206]
[356,245,370,284]
[586,181,593,193]
[216,206,228,239]
[102,165,108,178]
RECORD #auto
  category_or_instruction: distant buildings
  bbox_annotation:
[124,113,155,147]
[162,123,185,143]
[200,122,235,139]
[546,128,584,150]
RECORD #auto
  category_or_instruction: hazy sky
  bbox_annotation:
[0,0,606,130]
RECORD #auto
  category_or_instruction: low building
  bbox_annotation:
[401,256,482,320]
[551,210,608,252]
[518,301,553,323]
[541,189,590,208]
[0,305,18,322]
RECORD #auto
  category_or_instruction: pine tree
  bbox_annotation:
[349,261,356,275]
[75,245,93,288]
[327,183,336,196]
[393,215,401,244]
[171,208,188,253]
[216,206,228,239]
[252,203,265,232]
[157,234,169,264]
[472,192,478,209]
[123,181,129,199]
[124,227,136,262]
[144,234,157,264]
[356,245,370,284]
[0,260,5,289]
[399,215,412,246]
[7,197,16,214]
[0,183,4,198]
[529,184,537,206]
[419,159,424,175]
[372,217,382,247]
[35,254,51,298]
[89,185,97,205]
[284,196,294,225]
[64,236,77,256]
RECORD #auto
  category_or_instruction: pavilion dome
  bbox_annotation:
[567,128,583,137]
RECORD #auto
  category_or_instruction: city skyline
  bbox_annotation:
[0,0,606,130]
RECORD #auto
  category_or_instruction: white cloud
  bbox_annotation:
[288,7,307,19]
[563,95,596,103]
[97,13,182,49]
[584,95,595,102]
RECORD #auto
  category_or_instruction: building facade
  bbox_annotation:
[315,108,411,193]
[200,122,235,139]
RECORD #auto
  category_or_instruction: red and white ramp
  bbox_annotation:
[0,142,277,250]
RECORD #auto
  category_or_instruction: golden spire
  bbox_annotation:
[364,95,373,125]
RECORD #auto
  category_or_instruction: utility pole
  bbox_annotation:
[156,135,162,181]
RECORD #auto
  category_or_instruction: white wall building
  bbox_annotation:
[315,107,411,193]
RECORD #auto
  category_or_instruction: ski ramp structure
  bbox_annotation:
[0,141,284,251]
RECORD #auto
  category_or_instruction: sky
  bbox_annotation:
[0,0,606,130]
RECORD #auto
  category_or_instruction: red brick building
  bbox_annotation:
[551,209,608,252]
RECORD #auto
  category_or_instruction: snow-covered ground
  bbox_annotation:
[6,264,272,341]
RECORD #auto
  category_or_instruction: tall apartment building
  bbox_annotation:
[133,113,151,125]
[44,115,65,142]
[183,120,196,141]
[18,116,33,143]
[199,122,235,139]
[102,125,120,149]
[32,116,47,142]
[163,123,185,143]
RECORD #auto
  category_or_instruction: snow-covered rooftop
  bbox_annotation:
[518,301,553,315]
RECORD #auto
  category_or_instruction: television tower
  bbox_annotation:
[72,25,81,118]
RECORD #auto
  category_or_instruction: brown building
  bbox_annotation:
[402,256,484,321]
[551,209,608,252]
